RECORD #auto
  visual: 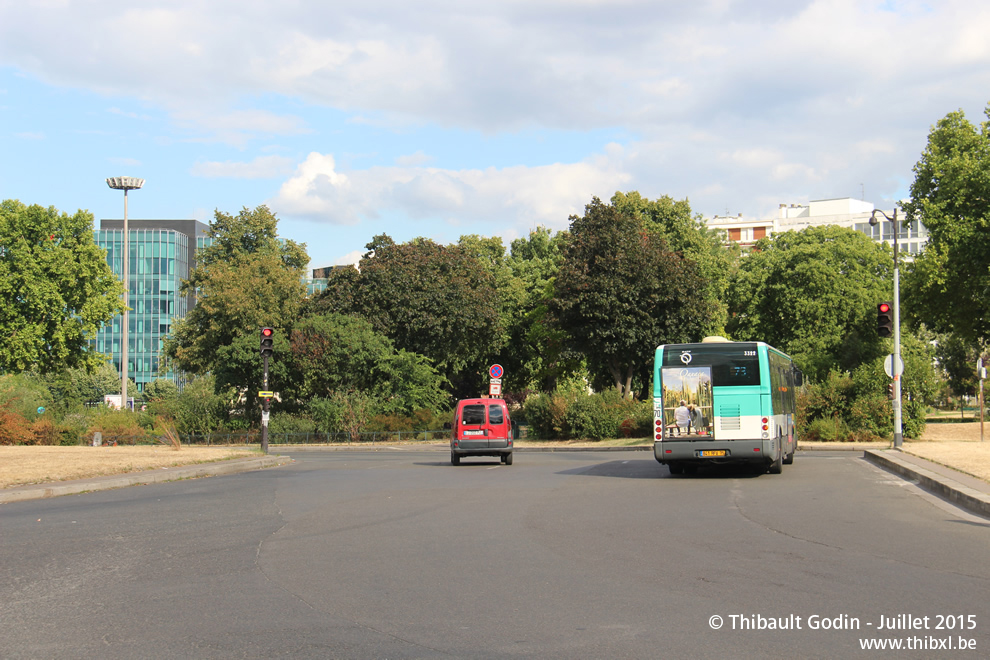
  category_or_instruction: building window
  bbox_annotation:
[753,227,767,240]
[728,228,741,242]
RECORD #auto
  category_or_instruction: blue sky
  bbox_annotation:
[2,0,989,271]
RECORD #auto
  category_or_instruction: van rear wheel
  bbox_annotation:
[503,452,513,465]
[451,451,460,466]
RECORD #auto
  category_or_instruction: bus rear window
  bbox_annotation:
[661,344,760,387]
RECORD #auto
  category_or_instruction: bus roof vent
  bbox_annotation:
[701,336,731,343]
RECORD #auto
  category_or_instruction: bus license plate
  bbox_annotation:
[698,450,726,457]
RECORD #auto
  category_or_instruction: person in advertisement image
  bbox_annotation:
[662,366,713,439]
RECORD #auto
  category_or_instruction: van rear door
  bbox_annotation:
[458,403,489,449]
[487,402,509,449]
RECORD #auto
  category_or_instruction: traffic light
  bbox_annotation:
[887,382,895,400]
[876,302,894,338]
[260,327,274,358]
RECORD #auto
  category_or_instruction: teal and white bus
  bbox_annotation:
[653,337,803,474]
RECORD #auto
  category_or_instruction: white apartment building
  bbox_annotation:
[707,197,928,255]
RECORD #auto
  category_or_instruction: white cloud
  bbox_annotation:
[2,1,986,137]
[2,0,990,238]
[269,149,632,234]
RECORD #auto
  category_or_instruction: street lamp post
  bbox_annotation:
[106,177,145,411]
[870,207,903,447]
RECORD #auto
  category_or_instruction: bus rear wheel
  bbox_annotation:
[768,452,782,474]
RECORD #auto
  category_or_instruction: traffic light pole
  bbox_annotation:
[259,327,274,454]
[892,238,903,448]
[261,355,270,454]
[872,208,903,448]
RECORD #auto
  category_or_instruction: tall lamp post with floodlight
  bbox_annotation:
[870,207,903,447]
[106,176,145,410]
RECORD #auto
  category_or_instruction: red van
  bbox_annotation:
[446,398,517,465]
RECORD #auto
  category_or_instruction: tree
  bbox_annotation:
[503,227,582,392]
[290,312,446,412]
[932,331,981,400]
[903,104,990,345]
[725,226,892,381]
[0,200,125,373]
[611,191,730,330]
[143,378,179,402]
[163,205,308,375]
[551,197,720,397]
[196,205,308,271]
[309,235,503,398]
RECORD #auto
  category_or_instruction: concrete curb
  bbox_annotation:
[270,444,654,453]
[0,455,292,504]
[271,443,879,452]
[864,450,990,519]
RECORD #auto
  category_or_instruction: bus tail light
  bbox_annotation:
[761,417,769,431]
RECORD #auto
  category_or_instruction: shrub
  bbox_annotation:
[565,393,616,441]
[29,418,62,446]
[523,389,652,441]
[86,406,149,445]
[802,416,849,443]
[847,395,892,438]
[269,412,317,435]
[0,407,35,445]
[523,392,571,439]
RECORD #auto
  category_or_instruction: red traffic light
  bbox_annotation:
[876,302,894,337]
[260,327,275,358]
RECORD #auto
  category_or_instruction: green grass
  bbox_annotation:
[926,408,987,423]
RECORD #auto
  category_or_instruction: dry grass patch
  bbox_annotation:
[0,446,261,489]
[895,421,990,483]
[901,441,990,483]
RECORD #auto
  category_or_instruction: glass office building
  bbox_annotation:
[94,220,210,393]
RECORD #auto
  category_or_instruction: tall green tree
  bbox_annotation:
[551,197,719,397]
[903,103,990,345]
[0,200,125,373]
[308,234,503,398]
[503,227,581,393]
[726,226,892,381]
[611,191,730,330]
[163,205,308,375]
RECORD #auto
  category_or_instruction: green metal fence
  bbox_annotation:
[178,430,448,446]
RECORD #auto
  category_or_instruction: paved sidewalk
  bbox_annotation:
[865,449,990,519]
[0,455,292,504]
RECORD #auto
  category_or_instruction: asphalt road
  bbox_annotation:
[2,450,988,659]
